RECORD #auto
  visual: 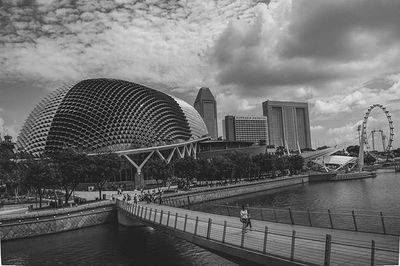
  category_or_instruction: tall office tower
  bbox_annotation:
[223,115,268,143]
[223,115,236,141]
[194,87,218,139]
[262,100,312,150]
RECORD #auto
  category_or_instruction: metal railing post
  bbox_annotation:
[290,230,296,261]
[273,208,278,222]
[159,210,164,224]
[183,214,188,232]
[153,209,157,223]
[149,208,152,221]
[263,226,268,254]
[207,218,212,239]
[240,227,245,248]
[194,216,199,235]
[144,207,148,219]
[140,206,144,218]
[324,234,331,266]
[222,221,227,243]
[307,208,313,226]
[174,213,178,229]
[260,208,264,221]
[352,210,358,231]
[380,212,386,234]
[328,209,333,229]
[370,240,375,266]
[167,211,170,227]
[187,196,191,209]
[289,208,294,225]
[226,204,231,216]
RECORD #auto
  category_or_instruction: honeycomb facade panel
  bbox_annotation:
[17,79,208,154]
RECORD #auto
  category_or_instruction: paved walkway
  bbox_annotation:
[121,202,399,266]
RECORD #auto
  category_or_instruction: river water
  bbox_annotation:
[3,170,399,265]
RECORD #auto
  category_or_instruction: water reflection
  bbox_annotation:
[3,224,238,266]
[197,171,400,214]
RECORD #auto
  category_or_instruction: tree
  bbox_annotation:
[47,148,88,205]
[0,144,26,201]
[0,146,15,197]
[227,152,252,182]
[88,152,120,200]
[22,155,54,208]
[173,157,199,187]
[252,154,265,178]
[213,156,234,181]
[197,157,217,184]
[364,153,376,165]
[287,155,304,174]
[143,158,172,191]
[346,145,360,157]
[276,156,288,172]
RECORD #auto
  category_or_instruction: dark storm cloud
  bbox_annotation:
[210,0,400,92]
[282,0,400,61]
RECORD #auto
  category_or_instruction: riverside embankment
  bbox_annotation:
[0,200,115,241]
[163,175,308,207]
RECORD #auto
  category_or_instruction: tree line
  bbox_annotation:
[0,146,119,208]
[144,152,305,189]
[1,141,304,208]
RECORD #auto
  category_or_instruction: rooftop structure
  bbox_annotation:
[17,79,208,155]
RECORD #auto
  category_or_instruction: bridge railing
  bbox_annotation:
[172,202,400,236]
[117,200,398,266]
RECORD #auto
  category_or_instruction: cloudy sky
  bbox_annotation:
[1,0,400,149]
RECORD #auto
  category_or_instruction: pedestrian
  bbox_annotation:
[158,192,162,205]
[246,207,252,231]
[240,205,251,233]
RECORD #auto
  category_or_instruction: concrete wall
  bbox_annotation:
[309,172,376,182]
[164,176,308,207]
[333,172,376,181]
[308,173,336,182]
[0,201,116,241]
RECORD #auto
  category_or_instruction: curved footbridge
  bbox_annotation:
[116,200,399,266]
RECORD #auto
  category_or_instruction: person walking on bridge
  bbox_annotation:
[240,205,251,233]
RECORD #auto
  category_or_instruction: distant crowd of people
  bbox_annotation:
[119,188,163,205]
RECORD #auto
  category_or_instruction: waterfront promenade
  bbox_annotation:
[118,200,399,266]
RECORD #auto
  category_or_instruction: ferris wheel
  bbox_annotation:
[361,104,394,152]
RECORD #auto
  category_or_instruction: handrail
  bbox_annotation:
[178,203,400,236]
[116,200,399,266]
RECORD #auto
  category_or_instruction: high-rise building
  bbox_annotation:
[223,115,268,143]
[223,115,236,141]
[262,100,312,150]
[194,87,218,139]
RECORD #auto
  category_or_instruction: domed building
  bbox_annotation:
[17,78,208,154]
[17,79,209,189]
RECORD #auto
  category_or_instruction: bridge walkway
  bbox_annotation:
[117,201,398,266]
